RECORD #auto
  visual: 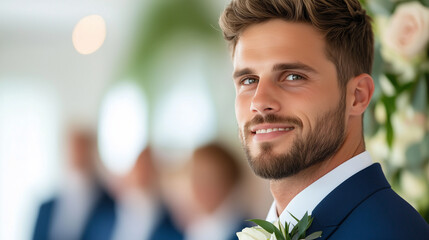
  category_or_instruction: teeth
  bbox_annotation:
[255,127,294,134]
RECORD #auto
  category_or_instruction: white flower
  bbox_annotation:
[389,103,426,167]
[374,101,387,124]
[269,234,278,240]
[237,227,272,240]
[383,1,429,59]
[379,75,396,96]
[392,106,425,144]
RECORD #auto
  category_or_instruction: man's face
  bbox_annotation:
[233,19,346,179]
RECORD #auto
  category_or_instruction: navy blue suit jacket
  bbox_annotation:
[32,188,117,240]
[147,207,184,240]
[306,163,429,239]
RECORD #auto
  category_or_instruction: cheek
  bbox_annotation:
[235,95,249,126]
[287,91,334,129]
[295,85,338,109]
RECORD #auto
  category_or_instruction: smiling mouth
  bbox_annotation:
[252,127,295,134]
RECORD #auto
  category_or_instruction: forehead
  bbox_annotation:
[233,19,329,69]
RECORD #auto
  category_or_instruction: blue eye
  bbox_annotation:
[285,74,304,81]
[241,78,258,85]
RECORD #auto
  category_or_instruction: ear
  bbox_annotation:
[347,73,374,116]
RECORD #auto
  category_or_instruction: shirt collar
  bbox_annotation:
[266,151,373,228]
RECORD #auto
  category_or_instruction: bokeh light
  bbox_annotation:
[152,83,217,162]
[97,82,148,175]
[72,15,106,55]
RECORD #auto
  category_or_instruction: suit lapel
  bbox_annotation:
[306,163,390,239]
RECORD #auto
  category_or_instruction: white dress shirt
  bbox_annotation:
[112,189,161,240]
[186,194,244,240]
[50,171,98,240]
[266,151,373,229]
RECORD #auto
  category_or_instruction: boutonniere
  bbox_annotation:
[237,212,322,240]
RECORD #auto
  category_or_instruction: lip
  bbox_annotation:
[250,124,295,142]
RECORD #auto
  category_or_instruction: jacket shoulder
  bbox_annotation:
[331,187,429,239]
[32,198,57,240]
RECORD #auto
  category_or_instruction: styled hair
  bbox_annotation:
[219,0,374,88]
[193,143,242,186]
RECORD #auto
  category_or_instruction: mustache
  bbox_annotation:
[244,114,303,131]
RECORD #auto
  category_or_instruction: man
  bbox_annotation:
[219,0,429,239]
[33,128,116,240]
[186,143,247,240]
[111,147,184,240]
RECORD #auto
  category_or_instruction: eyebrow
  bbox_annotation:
[272,63,317,74]
[233,62,318,79]
[233,68,253,79]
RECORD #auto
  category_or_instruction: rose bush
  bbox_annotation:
[363,0,429,221]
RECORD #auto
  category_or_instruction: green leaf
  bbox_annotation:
[248,213,322,240]
[284,223,291,240]
[274,229,286,240]
[248,219,285,240]
[385,119,394,148]
[291,233,300,240]
[296,212,310,237]
[305,231,323,240]
[248,219,277,234]
[279,219,286,236]
[289,212,300,223]
[381,95,396,148]
[385,73,400,91]
[290,223,299,237]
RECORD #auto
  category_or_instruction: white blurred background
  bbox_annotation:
[0,0,272,239]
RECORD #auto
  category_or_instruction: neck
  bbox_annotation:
[270,128,366,215]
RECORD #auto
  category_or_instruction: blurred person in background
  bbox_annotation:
[32,126,117,240]
[185,143,248,240]
[111,146,184,240]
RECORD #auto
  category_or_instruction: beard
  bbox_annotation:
[239,98,346,180]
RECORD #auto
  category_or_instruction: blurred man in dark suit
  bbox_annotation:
[112,146,184,240]
[186,143,248,240]
[32,127,116,240]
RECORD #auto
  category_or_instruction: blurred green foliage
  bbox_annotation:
[362,0,429,222]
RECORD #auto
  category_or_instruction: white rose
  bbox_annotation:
[269,234,278,240]
[237,227,272,240]
[383,1,429,59]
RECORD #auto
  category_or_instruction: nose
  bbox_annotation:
[250,79,280,115]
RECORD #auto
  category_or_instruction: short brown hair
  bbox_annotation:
[219,0,374,89]
[193,143,242,186]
